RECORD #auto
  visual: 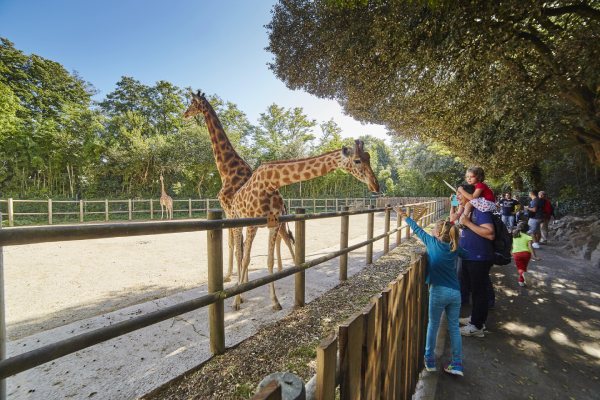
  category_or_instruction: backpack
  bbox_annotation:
[543,199,553,217]
[491,214,513,265]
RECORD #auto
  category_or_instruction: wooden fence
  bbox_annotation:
[0,197,437,227]
[252,253,428,400]
[0,198,447,400]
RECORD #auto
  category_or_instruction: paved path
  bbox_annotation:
[427,244,600,400]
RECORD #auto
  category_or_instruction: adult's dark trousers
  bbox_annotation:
[461,260,493,329]
[459,260,495,307]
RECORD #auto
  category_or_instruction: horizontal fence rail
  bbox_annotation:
[0,197,437,227]
[0,198,448,395]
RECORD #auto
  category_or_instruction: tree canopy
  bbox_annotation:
[267,0,600,176]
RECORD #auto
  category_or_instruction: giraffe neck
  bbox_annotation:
[160,179,167,196]
[256,150,342,191]
[200,100,251,181]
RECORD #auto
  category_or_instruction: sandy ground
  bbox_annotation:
[3,212,396,399]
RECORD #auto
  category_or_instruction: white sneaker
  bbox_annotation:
[522,272,530,286]
[459,316,486,330]
[518,281,525,287]
[532,243,541,249]
[460,323,485,337]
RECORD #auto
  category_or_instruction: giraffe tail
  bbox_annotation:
[284,223,295,245]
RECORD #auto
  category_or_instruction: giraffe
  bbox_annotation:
[159,174,174,220]
[182,91,295,283]
[231,139,380,310]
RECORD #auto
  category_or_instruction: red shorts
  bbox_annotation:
[513,251,531,271]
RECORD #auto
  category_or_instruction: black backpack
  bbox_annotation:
[491,214,513,265]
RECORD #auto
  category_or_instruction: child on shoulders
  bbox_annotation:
[456,166,497,218]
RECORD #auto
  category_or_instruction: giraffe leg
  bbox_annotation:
[225,228,234,282]
[276,233,283,272]
[267,227,282,310]
[233,226,257,310]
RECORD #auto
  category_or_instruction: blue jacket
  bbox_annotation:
[406,217,462,290]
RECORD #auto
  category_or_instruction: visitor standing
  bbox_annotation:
[455,184,496,338]
[525,191,543,249]
[397,208,465,376]
[498,192,519,231]
[539,191,554,244]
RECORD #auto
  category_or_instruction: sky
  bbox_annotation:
[0,0,390,142]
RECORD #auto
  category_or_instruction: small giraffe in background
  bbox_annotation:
[159,174,173,220]
[230,139,380,310]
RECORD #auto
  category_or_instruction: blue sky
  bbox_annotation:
[0,0,389,141]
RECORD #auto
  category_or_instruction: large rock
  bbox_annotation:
[550,215,600,266]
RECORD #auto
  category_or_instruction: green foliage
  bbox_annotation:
[267,1,600,172]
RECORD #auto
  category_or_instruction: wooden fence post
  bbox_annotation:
[364,299,381,400]
[47,199,52,225]
[366,205,374,265]
[188,198,192,218]
[379,288,391,399]
[313,198,316,213]
[340,206,350,281]
[339,312,364,400]
[149,199,153,220]
[7,199,13,227]
[396,205,402,246]
[316,335,337,400]
[207,210,225,355]
[79,200,84,223]
[0,212,6,398]
[294,208,306,308]
[250,380,281,400]
[405,206,411,239]
[128,199,132,220]
[384,204,391,254]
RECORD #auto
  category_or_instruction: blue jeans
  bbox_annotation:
[501,215,515,231]
[425,285,462,363]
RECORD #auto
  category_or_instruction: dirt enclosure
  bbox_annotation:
[4,212,391,340]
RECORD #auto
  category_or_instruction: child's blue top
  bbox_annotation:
[406,217,462,290]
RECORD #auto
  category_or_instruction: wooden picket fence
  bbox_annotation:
[252,252,428,400]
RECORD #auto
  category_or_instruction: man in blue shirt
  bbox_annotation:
[456,184,495,337]
[498,192,519,231]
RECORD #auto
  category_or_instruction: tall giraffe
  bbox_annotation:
[183,91,295,282]
[231,139,380,310]
[159,174,173,219]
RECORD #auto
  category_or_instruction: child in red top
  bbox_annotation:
[457,166,497,215]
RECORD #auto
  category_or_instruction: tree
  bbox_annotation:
[0,37,97,197]
[252,104,316,163]
[267,1,600,173]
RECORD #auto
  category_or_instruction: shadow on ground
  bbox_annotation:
[434,244,600,400]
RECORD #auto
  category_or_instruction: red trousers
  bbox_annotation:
[513,251,531,282]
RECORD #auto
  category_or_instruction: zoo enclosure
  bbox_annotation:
[0,198,448,399]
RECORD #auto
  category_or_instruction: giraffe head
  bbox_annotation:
[183,90,208,118]
[341,140,380,193]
